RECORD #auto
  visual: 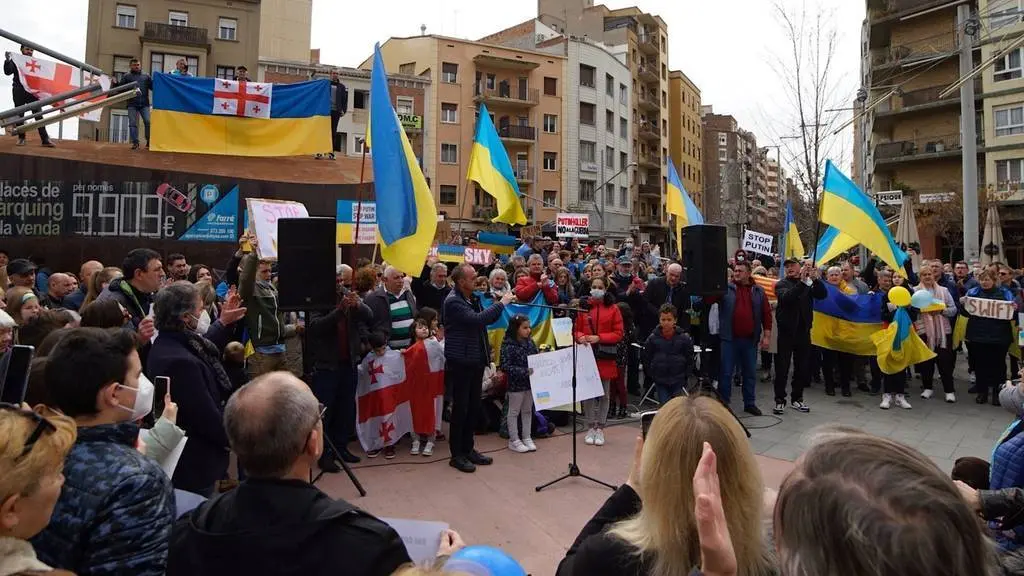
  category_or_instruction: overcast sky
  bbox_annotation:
[2,0,865,166]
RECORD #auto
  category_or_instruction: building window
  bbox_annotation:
[580,65,596,88]
[112,56,132,83]
[218,18,237,41]
[215,65,235,80]
[662,90,667,106]
[544,77,557,96]
[440,143,458,164]
[996,48,1023,82]
[151,53,198,75]
[605,146,615,167]
[619,83,627,102]
[661,64,667,80]
[997,158,1024,188]
[115,4,136,28]
[168,10,188,26]
[580,140,596,163]
[441,102,458,123]
[606,110,614,132]
[544,152,558,171]
[619,186,628,207]
[543,114,558,133]
[109,110,130,143]
[441,62,458,83]
[352,90,368,109]
[718,133,727,146]
[991,1,1024,30]
[620,117,627,138]
[605,73,614,97]
[580,179,596,202]
[399,62,416,75]
[355,136,368,154]
[396,97,414,115]
[995,104,1024,136]
[620,151,628,170]
[718,148,728,161]
[605,183,614,204]
[543,190,557,206]
[580,102,596,125]
[440,185,458,205]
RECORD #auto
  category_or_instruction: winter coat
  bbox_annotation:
[500,336,539,392]
[238,254,296,349]
[442,290,504,366]
[306,292,373,369]
[514,273,558,305]
[960,285,1015,346]
[575,299,624,381]
[115,70,152,107]
[643,326,692,390]
[774,276,826,337]
[411,264,451,319]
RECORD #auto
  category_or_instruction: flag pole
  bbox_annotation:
[352,145,369,264]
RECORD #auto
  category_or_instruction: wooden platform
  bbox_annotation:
[0,136,372,185]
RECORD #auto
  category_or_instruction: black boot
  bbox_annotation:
[977,393,989,405]
[607,402,617,420]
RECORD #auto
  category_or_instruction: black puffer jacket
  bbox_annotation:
[642,326,692,390]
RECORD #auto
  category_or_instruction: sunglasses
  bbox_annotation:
[0,403,57,461]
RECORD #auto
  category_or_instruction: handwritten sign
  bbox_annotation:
[528,345,604,408]
[380,518,447,565]
[463,247,493,266]
[246,198,309,260]
[741,229,774,256]
[336,200,377,245]
[552,317,573,348]
[556,213,590,238]
[963,296,1015,320]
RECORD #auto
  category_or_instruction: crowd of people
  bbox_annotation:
[2,230,1024,575]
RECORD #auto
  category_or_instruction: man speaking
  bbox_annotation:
[443,263,514,473]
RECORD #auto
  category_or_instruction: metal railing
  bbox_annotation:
[637,31,658,52]
[637,62,659,81]
[638,183,660,197]
[513,166,534,181]
[142,22,209,46]
[871,30,958,67]
[638,120,661,138]
[473,83,540,105]
[874,132,971,160]
[498,125,536,140]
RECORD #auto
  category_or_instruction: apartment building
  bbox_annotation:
[259,0,312,63]
[480,20,633,240]
[701,106,766,253]
[365,35,565,231]
[668,70,703,213]
[82,0,261,142]
[765,157,782,227]
[539,0,670,245]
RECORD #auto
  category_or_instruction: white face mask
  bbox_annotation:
[117,374,155,421]
[196,309,212,334]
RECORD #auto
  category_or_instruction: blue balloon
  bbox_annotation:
[911,289,935,309]
[446,546,526,576]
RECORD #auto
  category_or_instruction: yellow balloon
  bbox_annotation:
[889,286,911,307]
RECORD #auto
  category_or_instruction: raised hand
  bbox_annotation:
[693,442,737,576]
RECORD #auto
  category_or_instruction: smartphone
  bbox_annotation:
[0,345,35,404]
[640,410,657,440]
[154,376,170,418]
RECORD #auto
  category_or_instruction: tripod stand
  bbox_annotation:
[527,303,616,492]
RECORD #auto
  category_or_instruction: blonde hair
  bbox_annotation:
[83,266,122,308]
[608,395,772,576]
[0,405,76,500]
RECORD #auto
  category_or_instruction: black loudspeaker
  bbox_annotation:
[682,224,728,295]
[277,217,337,311]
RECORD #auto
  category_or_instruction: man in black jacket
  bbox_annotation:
[412,258,451,317]
[116,58,153,150]
[325,70,348,159]
[3,46,54,147]
[773,258,827,415]
[168,371,412,576]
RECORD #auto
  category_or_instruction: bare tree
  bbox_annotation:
[764,2,852,230]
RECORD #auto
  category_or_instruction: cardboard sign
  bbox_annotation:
[556,213,590,238]
[246,198,309,260]
[963,296,1015,320]
[463,247,493,266]
[741,229,774,256]
[336,200,377,245]
[528,345,604,408]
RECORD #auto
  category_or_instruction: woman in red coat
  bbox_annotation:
[575,276,624,447]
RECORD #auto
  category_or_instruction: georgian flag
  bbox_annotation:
[211,78,272,119]
[11,54,111,122]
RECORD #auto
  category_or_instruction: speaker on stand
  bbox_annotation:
[277,217,337,312]
[681,224,728,296]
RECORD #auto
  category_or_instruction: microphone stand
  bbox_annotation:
[515,299,616,492]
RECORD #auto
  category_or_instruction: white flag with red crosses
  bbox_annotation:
[11,54,111,122]
[356,348,413,452]
[211,78,272,119]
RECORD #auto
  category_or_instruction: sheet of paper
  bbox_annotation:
[551,317,573,348]
[529,344,604,408]
[380,517,448,565]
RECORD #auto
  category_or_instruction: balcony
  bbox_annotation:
[497,124,536,142]
[869,0,949,24]
[873,132,983,164]
[141,22,210,48]
[870,30,958,69]
[638,183,661,198]
[638,120,661,141]
[638,90,660,112]
[638,152,661,169]
[637,213,662,226]
[876,78,982,119]
[637,31,659,55]
[472,205,498,220]
[473,54,540,72]
[637,62,659,84]
[474,83,540,108]
[513,166,534,184]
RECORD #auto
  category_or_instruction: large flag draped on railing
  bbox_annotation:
[9,53,111,122]
[478,292,556,363]
[151,73,330,156]
[811,284,884,356]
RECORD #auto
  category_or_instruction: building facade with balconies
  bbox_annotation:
[668,70,703,213]
[82,0,261,142]
[366,35,564,232]
[702,107,766,253]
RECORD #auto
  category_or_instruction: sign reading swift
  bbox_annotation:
[556,213,590,238]
[963,296,1016,321]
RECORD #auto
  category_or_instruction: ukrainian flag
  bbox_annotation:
[151,74,330,157]
[467,104,528,226]
[811,284,884,356]
[478,292,555,363]
[665,161,703,252]
[367,44,437,276]
[780,201,805,260]
[820,160,907,272]
[434,244,466,264]
[814,225,858,267]
[872,307,936,374]
[476,232,517,255]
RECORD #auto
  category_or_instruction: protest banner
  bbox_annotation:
[336,200,377,245]
[463,247,493,266]
[551,317,573,348]
[556,213,590,238]
[742,229,774,256]
[962,296,1016,321]
[246,198,309,260]
[528,345,604,409]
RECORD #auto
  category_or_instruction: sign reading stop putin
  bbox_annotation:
[556,213,590,238]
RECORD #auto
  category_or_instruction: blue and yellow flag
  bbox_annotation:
[665,161,703,252]
[820,160,907,272]
[814,225,859,266]
[476,232,517,255]
[434,244,466,264]
[811,284,884,356]
[467,104,527,226]
[872,307,936,374]
[479,292,556,364]
[367,44,437,276]
[151,74,330,156]
[780,201,805,260]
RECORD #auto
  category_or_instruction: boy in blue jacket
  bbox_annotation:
[642,304,693,403]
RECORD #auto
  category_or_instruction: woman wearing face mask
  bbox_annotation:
[575,277,624,447]
[147,281,248,495]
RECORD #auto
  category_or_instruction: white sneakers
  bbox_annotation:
[585,429,606,446]
[523,438,537,452]
[422,441,434,456]
[921,389,934,399]
[585,430,596,445]
[509,440,529,453]
[945,393,956,403]
[880,393,912,409]
[411,440,421,455]
[880,394,892,409]
[895,395,912,409]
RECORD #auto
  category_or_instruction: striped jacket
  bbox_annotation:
[365,287,418,350]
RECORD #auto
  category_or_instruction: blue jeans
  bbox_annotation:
[719,337,758,408]
[656,382,683,404]
[128,105,151,145]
